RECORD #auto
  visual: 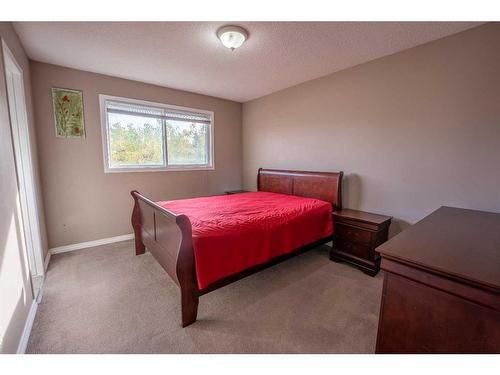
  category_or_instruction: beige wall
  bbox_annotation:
[0,22,46,353]
[31,62,242,248]
[242,23,500,235]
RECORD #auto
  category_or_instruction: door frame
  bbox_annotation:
[2,39,45,279]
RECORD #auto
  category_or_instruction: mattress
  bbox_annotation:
[158,191,333,290]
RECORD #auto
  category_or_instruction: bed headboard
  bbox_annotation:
[257,168,343,210]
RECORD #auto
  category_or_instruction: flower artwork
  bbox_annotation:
[52,88,85,138]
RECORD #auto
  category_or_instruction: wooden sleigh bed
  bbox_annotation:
[131,168,343,327]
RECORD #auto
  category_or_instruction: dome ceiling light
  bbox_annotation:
[216,25,248,51]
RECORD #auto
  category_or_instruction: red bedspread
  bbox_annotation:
[158,191,333,290]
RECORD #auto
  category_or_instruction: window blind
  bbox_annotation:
[105,100,211,125]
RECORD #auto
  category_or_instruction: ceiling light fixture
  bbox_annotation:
[216,25,248,51]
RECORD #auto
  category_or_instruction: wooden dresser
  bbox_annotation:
[330,209,392,276]
[375,206,500,353]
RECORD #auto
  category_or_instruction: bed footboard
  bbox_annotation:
[131,191,199,327]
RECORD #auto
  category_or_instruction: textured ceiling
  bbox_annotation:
[14,22,482,102]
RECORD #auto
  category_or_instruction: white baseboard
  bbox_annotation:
[43,251,51,271]
[49,233,134,255]
[16,299,38,354]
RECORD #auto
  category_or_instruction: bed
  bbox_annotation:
[131,168,343,327]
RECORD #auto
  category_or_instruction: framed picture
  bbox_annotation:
[52,87,85,138]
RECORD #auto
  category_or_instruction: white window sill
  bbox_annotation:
[104,166,215,173]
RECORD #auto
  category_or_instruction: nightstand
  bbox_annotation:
[225,190,249,195]
[330,209,392,276]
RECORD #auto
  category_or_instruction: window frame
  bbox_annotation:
[99,94,215,173]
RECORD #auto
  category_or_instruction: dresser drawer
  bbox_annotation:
[335,237,372,260]
[336,223,373,245]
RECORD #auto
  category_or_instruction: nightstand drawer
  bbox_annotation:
[335,238,372,260]
[336,223,372,245]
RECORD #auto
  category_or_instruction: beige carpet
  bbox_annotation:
[27,240,383,353]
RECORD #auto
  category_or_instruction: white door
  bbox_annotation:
[2,40,45,286]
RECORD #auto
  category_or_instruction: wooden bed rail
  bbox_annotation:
[131,190,198,326]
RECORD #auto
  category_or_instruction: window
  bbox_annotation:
[99,95,214,172]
